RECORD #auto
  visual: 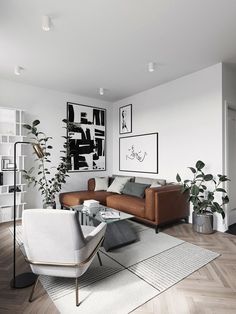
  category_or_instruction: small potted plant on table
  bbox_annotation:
[176,160,229,234]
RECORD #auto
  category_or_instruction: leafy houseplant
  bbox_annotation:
[176,160,229,233]
[22,119,71,208]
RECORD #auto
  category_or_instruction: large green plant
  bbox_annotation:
[22,119,70,205]
[176,160,229,219]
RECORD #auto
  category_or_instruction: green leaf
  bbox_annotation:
[188,167,196,174]
[196,160,205,170]
[204,174,213,181]
[196,174,204,178]
[176,173,181,182]
[32,120,40,126]
[216,188,227,193]
[191,185,199,196]
[23,124,32,130]
[222,195,229,204]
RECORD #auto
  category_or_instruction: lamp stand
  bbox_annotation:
[10,141,37,289]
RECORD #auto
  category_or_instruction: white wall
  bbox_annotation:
[222,64,236,227]
[112,63,226,231]
[0,78,113,209]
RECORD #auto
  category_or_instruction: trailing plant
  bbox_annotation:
[22,119,71,205]
[176,160,229,219]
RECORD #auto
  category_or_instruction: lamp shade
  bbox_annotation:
[32,143,44,159]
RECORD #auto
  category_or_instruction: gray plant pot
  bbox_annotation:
[192,211,214,234]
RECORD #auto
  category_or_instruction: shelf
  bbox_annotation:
[0,203,26,208]
[0,184,26,187]
[0,191,26,195]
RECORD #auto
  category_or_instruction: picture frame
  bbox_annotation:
[119,104,132,134]
[119,133,158,173]
[66,102,106,172]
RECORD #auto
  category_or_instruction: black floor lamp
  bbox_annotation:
[10,141,44,289]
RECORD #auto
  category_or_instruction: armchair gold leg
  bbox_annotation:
[76,278,79,306]
[97,252,102,266]
[29,276,39,302]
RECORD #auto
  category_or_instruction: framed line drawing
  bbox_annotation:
[119,104,132,134]
[119,133,158,173]
[67,102,106,172]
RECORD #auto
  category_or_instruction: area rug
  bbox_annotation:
[10,222,220,314]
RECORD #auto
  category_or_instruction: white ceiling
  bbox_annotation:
[1,0,236,102]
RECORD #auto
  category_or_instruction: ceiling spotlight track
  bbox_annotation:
[42,15,52,31]
[99,87,104,96]
[148,62,156,72]
[14,66,23,76]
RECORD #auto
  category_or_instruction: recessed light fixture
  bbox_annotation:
[14,65,23,76]
[42,15,52,31]
[148,62,156,72]
[99,87,104,96]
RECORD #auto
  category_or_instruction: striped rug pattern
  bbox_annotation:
[129,242,219,292]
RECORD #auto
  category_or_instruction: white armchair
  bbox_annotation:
[22,209,106,306]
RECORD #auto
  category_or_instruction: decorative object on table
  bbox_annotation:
[66,102,106,172]
[119,133,158,173]
[22,119,71,209]
[176,160,230,234]
[11,141,44,290]
[119,104,132,134]
[2,158,10,170]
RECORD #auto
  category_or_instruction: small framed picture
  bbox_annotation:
[119,104,132,134]
[2,159,10,170]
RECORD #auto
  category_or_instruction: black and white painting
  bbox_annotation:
[119,104,132,134]
[67,102,106,172]
[119,133,158,173]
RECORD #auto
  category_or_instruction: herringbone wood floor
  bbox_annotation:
[0,221,236,314]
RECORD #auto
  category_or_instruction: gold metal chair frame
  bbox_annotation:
[26,236,104,306]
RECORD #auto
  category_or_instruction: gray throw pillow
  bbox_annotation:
[107,176,131,194]
[122,182,151,199]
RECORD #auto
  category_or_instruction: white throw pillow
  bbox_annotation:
[150,181,162,188]
[107,176,130,194]
[94,177,109,191]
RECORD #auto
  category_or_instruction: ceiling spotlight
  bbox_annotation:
[99,87,104,96]
[14,65,23,76]
[42,15,51,31]
[148,62,156,72]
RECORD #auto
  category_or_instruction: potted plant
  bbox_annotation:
[22,119,71,208]
[176,160,229,234]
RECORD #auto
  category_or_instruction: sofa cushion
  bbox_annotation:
[112,174,135,182]
[106,194,145,218]
[94,177,109,191]
[122,182,150,198]
[107,176,131,194]
[59,191,115,207]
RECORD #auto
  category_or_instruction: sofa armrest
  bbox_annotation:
[154,188,189,225]
[145,185,182,221]
[145,184,189,224]
[88,178,95,191]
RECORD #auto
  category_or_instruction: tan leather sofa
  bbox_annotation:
[59,178,189,233]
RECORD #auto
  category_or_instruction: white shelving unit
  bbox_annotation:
[0,107,26,223]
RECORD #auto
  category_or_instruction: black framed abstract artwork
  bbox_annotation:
[119,104,132,134]
[119,133,158,173]
[67,102,106,172]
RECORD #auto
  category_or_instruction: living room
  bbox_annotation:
[1,1,236,313]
